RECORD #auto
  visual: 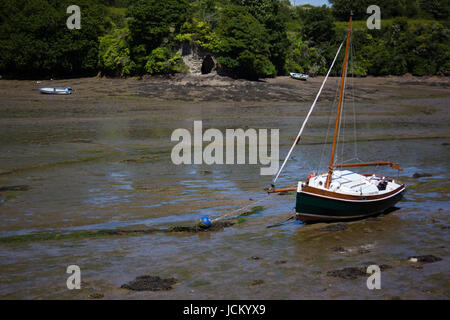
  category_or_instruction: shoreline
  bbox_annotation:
[0,74,449,105]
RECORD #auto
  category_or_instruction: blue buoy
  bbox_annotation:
[199,216,211,228]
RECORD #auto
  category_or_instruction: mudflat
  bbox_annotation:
[0,74,448,299]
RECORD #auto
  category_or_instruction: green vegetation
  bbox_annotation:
[0,0,108,78]
[238,206,265,217]
[0,0,448,79]
[144,47,186,75]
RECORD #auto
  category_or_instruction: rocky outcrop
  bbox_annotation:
[178,42,217,75]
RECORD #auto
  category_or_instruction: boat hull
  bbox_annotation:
[296,185,405,223]
[289,72,309,81]
[38,87,72,95]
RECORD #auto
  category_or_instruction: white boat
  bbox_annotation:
[270,14,405,223]
[38,87,72,94]
[290,72,309,81]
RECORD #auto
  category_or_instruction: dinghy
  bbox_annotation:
[38,87,72,94]
[270,14,405,222]
[290,72,309,81]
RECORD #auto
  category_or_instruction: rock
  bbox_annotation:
[412,172,432,178]
[121,159,137,164]
[70,139,92,143]
[331,246,346,253]
[250,280,264,286]
[250,256,262,260]
[379,264,393,271]
[407,255,442,264]
[121,275,177,291]
[88,293,104,299]
[179,43,217,75]
[327,267,366,280]
[322,223,347,231]
[168,221,234,233]
[274,260,287,265]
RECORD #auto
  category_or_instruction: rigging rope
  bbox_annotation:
[272,39,345,185]
[351,41,359,161]
[317,76,340,173]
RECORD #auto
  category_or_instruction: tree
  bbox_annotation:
[285,35,327,75]
[126,0,190,73]
[419,0,450,20]
[144,47,185,74]
[302,5,336,45]
[231,0,290,75]
[0,0,107,78]
[329,0,369,20]
[98,27,136,76]
[215,5,276,79]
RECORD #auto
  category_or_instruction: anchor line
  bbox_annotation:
[210,196,270,223]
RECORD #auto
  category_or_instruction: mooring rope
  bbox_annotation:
[210,195,271,223]
[266,214,296,228]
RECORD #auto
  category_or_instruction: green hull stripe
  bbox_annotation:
[296,191,403,217]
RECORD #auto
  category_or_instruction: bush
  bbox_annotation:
[144,47,186,74]
[0,0,107,78]
[285,35,327,76]
[214,5,276,79]
[126,0,190,73]
[98,27,136,76]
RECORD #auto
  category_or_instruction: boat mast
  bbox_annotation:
[325,13,353,189]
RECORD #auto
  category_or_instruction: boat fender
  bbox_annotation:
[306,172,315,183]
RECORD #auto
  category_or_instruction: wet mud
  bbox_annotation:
[0,75,449,299]
[121,275,177,291]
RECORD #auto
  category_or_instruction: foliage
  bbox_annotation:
[126,0,190,73]
[214,5,276,79]
[301,5,336,45]
[0,0,108,78]
[175,19,222,53]
[144,47,186,74]
[233,0,290,75]
[0,0,448,79]
[350,19,450,76]
[285,35,327,75]
[329,0,450,20]
[98,27,136,76]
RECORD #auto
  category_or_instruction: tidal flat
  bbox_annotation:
[0,74,448,299]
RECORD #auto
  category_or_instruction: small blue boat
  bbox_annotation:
[38,87,72,94]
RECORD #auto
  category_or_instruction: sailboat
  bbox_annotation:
[270,14,405,223]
